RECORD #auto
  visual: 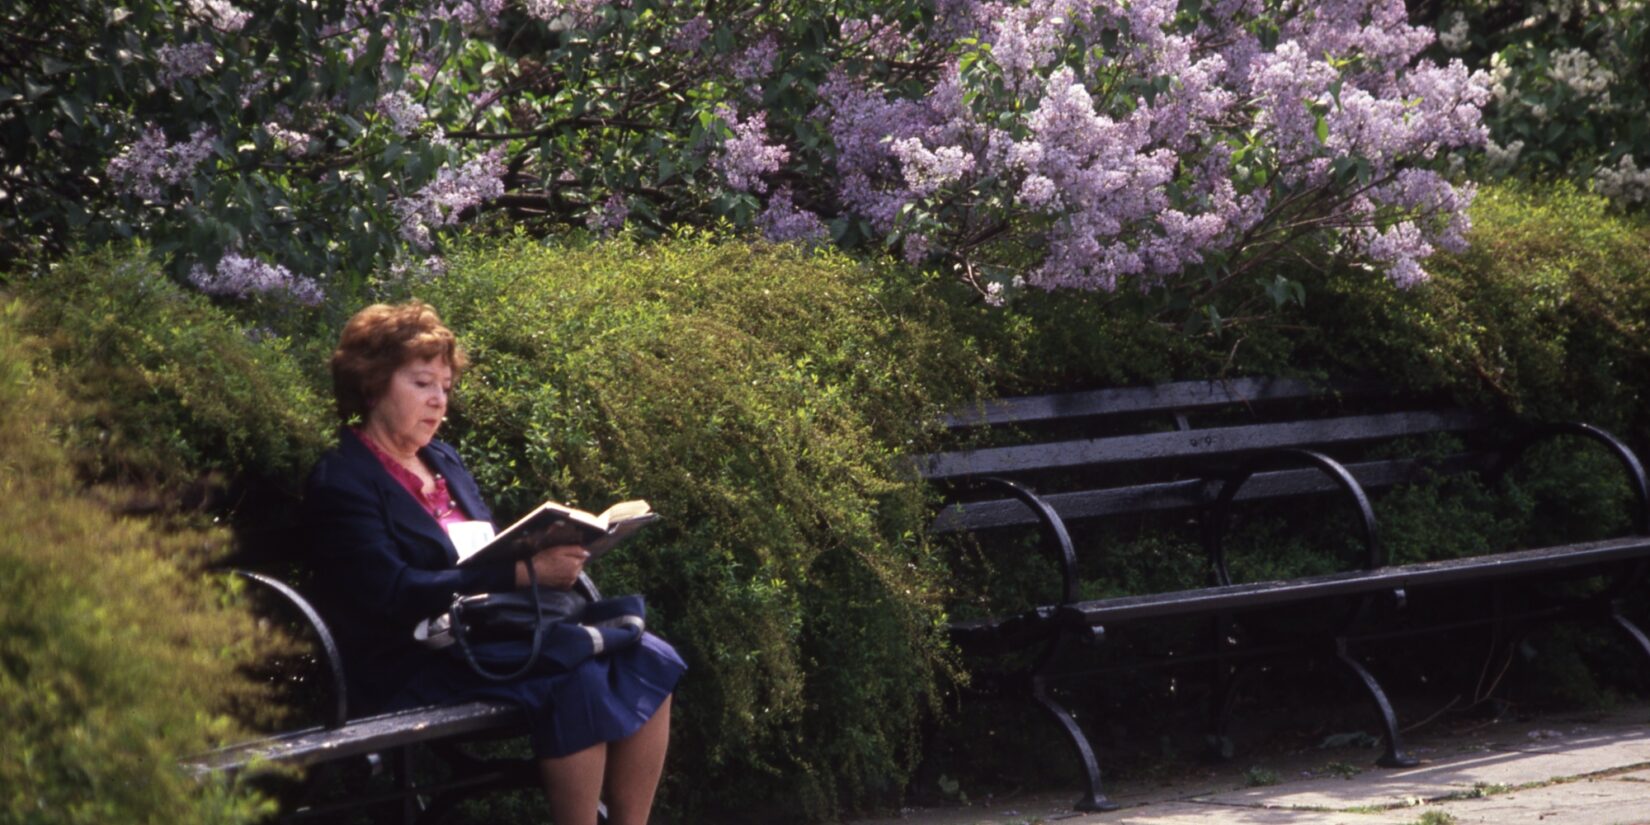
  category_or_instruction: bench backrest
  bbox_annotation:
[920,378,1492,533]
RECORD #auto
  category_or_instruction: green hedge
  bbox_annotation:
[11,248,332,497]
[0,301,274,825]
[420,234,982,818]
[1317,181,1650,441]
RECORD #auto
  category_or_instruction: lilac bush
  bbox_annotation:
[815,0,1489,297]
[5,0,1485,306]
[1424,2,1650,206]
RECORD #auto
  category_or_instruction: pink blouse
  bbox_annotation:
[351,429,472,532]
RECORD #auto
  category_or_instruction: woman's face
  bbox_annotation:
[366,355,453,452]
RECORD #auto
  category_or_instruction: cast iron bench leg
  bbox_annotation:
[398,746,422,825]
[1208,664,1257,760]
[1610,602,1650,665]
[1334,638,1417,768]
[1027,634,1117,812]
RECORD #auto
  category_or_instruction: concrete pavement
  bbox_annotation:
[848,704,1650,825]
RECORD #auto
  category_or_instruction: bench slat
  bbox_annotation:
[185,701,523,775]
[918,410,1485,480]
[1056,536,1650,627]
[942,377,1381,429]
[931,454,1494,532]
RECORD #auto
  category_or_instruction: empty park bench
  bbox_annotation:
[183,570,608,824]
[918,377,1650,812]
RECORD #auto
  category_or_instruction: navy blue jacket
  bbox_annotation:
[304,429,518,714]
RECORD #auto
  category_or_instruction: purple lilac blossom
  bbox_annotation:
[106,125,216,203]
[714,107,789,194]
[157,42,217,88]
[189,253,324,305]
[889,139,976,197]
[840,16,910,57]
[732,36,779,82]
[395,150,507,250]
[758,188,830,245]
[376,90,427,137]
[586,193,629,236]
[670,15,712,52]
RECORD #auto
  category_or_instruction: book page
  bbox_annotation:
[447,520,497,563]
[598,499,652,524]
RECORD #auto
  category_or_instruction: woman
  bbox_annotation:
[304,301,683,825]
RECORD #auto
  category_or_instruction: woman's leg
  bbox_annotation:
[540,743,607,825]
[602,695,673,825]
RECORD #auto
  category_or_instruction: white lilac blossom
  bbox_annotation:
[157,42,216,87]
[714,107,788,194]
[264,124,312,157]
[387,255,450,282]
[376,90,427,136]
[1438,12,1470,52]
[1484,139,1525,172]
[818,0,1489,292]
[185,0,250,32]
[1549,48,1615,99]
[1487,52,1516,103]
[106,125,216,203]
[1535,0,1618,26]
[758,187,829,245]
[395,150,507,249]
[523,0,608,28]
[1595,154,1650,204]
[189,253,324,304]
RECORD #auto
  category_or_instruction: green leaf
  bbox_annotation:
[40,56,73,76]
[57,96,85,127]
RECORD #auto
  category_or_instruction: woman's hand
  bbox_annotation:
[516,544,589,589]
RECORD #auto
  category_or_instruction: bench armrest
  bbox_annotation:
[1203,449,1381,586]
[234,570,349,729]
[968,477,1082,606]
[1493,422,1650,536]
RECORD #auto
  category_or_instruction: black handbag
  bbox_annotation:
[418,566,648,682]
[445,566,589,682]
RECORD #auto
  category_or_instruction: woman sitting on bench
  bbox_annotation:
[303,301,683,825]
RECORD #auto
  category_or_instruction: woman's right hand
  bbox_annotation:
[516,544,590,589]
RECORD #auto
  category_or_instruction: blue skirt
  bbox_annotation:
[384,631,685,758]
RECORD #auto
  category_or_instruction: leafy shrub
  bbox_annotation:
[1315,181,1650,443]
[0,301,274,825]
[416,234,982,819]
[10,246,332,499]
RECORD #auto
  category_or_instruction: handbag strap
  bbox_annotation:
[450,560,547,682]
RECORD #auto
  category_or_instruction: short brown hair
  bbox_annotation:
[330,301,468,422]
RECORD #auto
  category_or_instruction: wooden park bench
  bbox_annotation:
[183,571,608,824]
[918,377,1650,812]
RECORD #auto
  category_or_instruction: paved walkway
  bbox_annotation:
[848,704,1650,825]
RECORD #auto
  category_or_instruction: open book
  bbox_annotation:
[455,499,659,566]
